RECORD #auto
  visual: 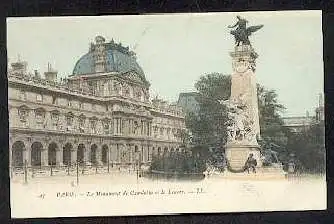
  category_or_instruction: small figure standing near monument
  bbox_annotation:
[244,153,257,173]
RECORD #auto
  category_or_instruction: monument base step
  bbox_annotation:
[207,168,287,181]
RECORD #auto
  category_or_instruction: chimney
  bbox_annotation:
[11,55,27,75]
[34,70,39,78]
[44,62,58,81]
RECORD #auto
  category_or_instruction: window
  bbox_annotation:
[90,118,97,134]
[35,109,45,123]
[133,121,139,134]
[36,94,43,102]
[79,115,85,133]
[67,99,72,107]
[147,122,150,136]
[51,112,59,129]
[19,91,27,101]
[52,95,57,105]
[136,90,141,100]
[35,108,45,128]
[125,87,130,96]
[66,113,74,131]
[103,119,110,134]
[79,102,83,109]
[18,107,28,122]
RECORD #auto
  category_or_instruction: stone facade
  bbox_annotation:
[8,36,186,168]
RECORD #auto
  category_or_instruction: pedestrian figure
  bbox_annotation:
[244,153,257,173]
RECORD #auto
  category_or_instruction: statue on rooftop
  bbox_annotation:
[228,15,263,46]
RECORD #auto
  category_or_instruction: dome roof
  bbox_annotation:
[72,36,146,79]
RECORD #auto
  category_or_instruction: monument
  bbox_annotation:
[220,16,264,171]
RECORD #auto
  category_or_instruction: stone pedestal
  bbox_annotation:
[225,144,261,170]
[230,45,261,138]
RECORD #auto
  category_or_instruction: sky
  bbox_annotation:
[7,11,323,117]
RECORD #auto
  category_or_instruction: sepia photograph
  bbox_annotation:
[7,11,325,218]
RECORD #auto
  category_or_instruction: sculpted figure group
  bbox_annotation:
[219,94,257,145]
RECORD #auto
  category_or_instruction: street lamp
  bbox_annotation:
[135,151,141,183]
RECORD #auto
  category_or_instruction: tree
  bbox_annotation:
[257,84,290,160]
[185,73,231,147]
[186,73,288,152]
[286,121,325,173]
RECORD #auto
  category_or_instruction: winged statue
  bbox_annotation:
[228,16,263,46]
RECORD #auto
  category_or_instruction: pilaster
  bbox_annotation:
[41,148,48,166]
[23,148,31,166]
[56,148,64,167]
[96,146,103,165]
[70,148,77,165]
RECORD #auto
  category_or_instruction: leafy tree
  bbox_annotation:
[150,151,206,173]
[257,84,289,148]
[185,73,231,147]
[286,121,325,173]
[186,73,288,153]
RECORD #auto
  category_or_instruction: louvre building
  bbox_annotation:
[8,35,186,168]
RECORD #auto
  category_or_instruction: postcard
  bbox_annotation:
[7,11,326,218]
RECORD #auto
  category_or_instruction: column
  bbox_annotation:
[144,121,147,136]
[113,118,117,134]
[143,145,149,162]
[115,119,118,134]
[147,145,151,162]
[129,145,134,164]
[141,121,144,136]
[41,147,48,166]
[84,145,90,165]
[142,121,145,136]
[141,145,146,163]
[109,144,115,163]
[23,148,31,166]
[70,148,77,165]
[149,122,152,136]
[130,119,133,136]
[115,118,118,134]
[56,148,64,166]
[128,119,131,136]
[117,144,121,163]
[96,146,103,165]
[119,118,122,134]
